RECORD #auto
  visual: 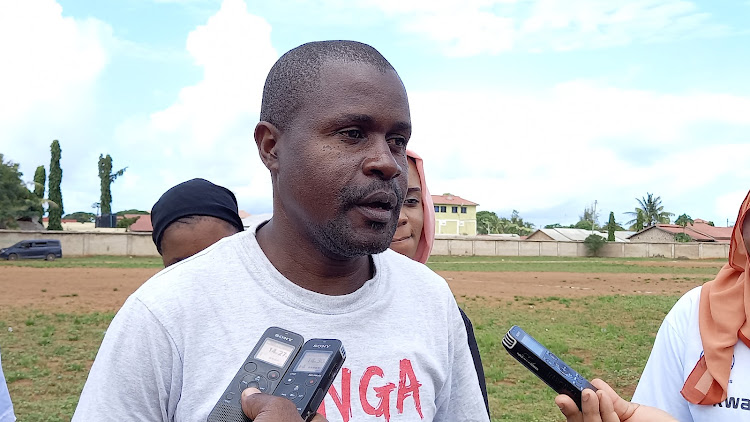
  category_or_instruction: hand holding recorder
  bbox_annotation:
[207,327,345,422]
[556,379,677,422]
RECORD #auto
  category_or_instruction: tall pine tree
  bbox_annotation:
[607,211,616,241]
[98,154,127,216]
[48,140,63,230]
[32,165,46,221]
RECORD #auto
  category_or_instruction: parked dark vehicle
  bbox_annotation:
[0,239,62,261]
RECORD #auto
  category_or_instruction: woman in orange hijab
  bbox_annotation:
[630,189,750,420]
[390,150,490,417]
[557,190,750,422]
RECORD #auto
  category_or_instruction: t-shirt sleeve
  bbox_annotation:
[631,299,692,421]
[433,304,490,422]
[72,297,182,421]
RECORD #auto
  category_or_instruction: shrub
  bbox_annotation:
[584,234,606,257]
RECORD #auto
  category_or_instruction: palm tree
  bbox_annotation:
[625,193,674,228]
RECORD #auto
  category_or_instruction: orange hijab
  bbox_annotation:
[407,150,435,264]
[681,190,750,404]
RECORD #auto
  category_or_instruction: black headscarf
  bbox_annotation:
[151,178,244,253]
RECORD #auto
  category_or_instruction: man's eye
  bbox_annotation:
[390,137,407,148]
[339,129,364,139]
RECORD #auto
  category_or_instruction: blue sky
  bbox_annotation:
[1,0,749,229]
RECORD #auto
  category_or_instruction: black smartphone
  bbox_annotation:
[273,338,346,421]
[502,325,596,410]
[207,327,305,422]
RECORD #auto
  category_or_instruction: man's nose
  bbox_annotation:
[362,139,402,180]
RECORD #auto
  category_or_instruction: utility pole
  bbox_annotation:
[591,200,597,235]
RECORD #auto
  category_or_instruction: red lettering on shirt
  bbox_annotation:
[360,366,396,421]
[396,359,423,417]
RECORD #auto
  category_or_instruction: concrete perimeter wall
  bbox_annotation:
[432,235,729,259]
[0,230,158,257]
[0,231,729,259]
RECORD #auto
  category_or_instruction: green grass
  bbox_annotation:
[1,309,115,421]
[0,256,717,421]
[427,255,724,274]
[1,296,676,422]
[0,255,163,268]
[458,294,678,421]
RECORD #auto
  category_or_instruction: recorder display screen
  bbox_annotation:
[293,350,332,373]
[524,335,546,357]
[254,338,296,367]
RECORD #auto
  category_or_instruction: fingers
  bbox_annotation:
[308,413,329,422]
[240,388,303,421]
[555,393,583,422]
[591,378,638,420]
[580,389,605,422]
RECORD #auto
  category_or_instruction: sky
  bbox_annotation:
[1,0,749,229]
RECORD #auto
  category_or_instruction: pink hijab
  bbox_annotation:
[407,150,435,264]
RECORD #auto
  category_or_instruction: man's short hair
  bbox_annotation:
[260,40,396,131]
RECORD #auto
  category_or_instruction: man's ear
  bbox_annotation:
[255,121,280,172]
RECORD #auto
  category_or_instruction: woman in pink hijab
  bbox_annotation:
[390,150,489,416]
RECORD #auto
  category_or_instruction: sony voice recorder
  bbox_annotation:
[273,338,346,421]
[502,325,596,410]
[207,327,304,422]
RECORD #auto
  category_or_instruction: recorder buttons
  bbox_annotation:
[243,362,257,373]
[240,373,268,392]
[306,377,317,386]
[268,370,280,380]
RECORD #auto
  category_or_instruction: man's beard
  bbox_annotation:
[310,181,404,259]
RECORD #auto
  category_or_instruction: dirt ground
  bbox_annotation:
[0,264,716,312]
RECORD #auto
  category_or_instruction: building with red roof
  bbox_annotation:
[432,193,479,235]
[628,219,733,243]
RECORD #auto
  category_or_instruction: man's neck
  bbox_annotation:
[255,219,373,296]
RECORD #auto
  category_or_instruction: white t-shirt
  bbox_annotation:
[632,286,750,421]
[0,350,16,422]
[73,227,488,422]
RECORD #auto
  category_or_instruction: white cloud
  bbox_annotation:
[112,0,279,212]
[0,0,113,209]
[406,81,750,224]
[359,0,730,56]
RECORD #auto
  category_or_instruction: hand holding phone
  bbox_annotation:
[502,325,596,410]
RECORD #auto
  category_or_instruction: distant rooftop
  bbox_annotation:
[431,193,478,206]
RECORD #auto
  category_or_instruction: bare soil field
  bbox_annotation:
[0,265,712,312]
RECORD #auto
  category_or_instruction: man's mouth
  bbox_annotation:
[356,191,398,223]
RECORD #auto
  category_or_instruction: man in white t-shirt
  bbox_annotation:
[72,41,489,422]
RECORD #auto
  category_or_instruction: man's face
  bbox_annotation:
[160,217,238,267]
[390,159,424,260]
[274,61,411,258]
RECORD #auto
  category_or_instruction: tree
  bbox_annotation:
[626,209,645,231]
[625,193,673,228]
[577,202,599,230]
[675,214,694,229]
[499,210,535,236]
[607,212,616,241]
[30,165,46,221]
[48,140,64,230]
[584,234,606,257]
[0,154,38,229]
[98,154,127,216]
[675,233,692,242]
[544,223,564,229]
[64,212,96,223]
[477,211,500,234]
